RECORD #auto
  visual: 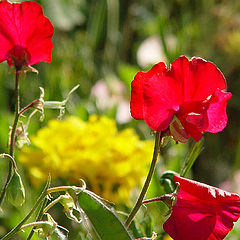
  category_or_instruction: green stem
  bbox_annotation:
[125,131,162,228]
[46,186,82,195]
[9,70,21,156]
[0,181,83,240]
[0,179,50,240]
[21,221,50,230]
[43,196,61,213]
[19,99,39,116]
[0,154,17,170]
[180,139,204,177]
[26,197,49,240]
[0,70,20,206]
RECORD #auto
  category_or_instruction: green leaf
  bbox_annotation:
[180,138,204,177]
[6,170,25,207]
[78,190,133,240]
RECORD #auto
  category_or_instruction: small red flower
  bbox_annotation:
[163,175,240,240]
[130,56,232,142]
[0,1,54,70]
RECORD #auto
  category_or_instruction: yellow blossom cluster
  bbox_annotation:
[18,115,154,203]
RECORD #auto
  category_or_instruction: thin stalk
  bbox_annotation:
[21,221,50,230]
[142,183,180,207]
[26,197,49,240]
[1,191,46,240]
[9,70,21,156]
[125,131,162,228]
[1,180,84,239]
[0,70,21,206]
[45,185,85,195]
[43,196,61,213]
[1,179,50,240]
[180,139,204,177]
[142,196,165,205]
[19,99,39,116]
[0,154,17,170]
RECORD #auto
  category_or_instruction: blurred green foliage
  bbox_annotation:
[1,0,240,239]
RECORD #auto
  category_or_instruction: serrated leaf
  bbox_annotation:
[78,190,133,240]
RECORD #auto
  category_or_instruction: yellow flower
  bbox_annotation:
[19,115,154,203]
[163,234,173,240]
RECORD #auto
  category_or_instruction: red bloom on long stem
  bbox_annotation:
[163,175,240,240]
[130,56,232,142]
[0,1,54,70]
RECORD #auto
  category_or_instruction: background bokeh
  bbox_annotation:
[1,0,240,239]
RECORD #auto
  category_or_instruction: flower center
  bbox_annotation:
[6,45,30,70]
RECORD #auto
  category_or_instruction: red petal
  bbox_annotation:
[176,89,231,141]
[164,205,217,240]
[0,1,16,63]
[204,89,232,133]
[20,2,54,65]
[143,73,182,131]
[163,175,240,240]
[179,114,205,141]
[0,1,54,67]
[173,175,240,202]
[169,56,227,102]
[189,58,227,101]
[130,62,167,120]
[176,101,207,141]
[168,56,189,102]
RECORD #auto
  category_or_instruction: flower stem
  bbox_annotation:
[26,197,49,240]
[0,179,86,240]
[21,221,50,230]
[125,131,162,228]
[0,70,20,206]
[0,178,50,240]
[46,185,83,195]
[9,70,21,156]
[142,196,165,205]
[19,99,39,115]
[180,139,204,177]
[43,196,61,213]
[0,154,17,170]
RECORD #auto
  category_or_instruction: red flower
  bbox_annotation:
[130,56,232,142]
[0,1,54,70]
[163,175,240,240]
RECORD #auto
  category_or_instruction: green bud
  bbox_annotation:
[36,214,57,238]
[59,193,82,223]
[160,170,178,194]
[6,170,25,206]
[35,214,68,239]
[37,84,79,121]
